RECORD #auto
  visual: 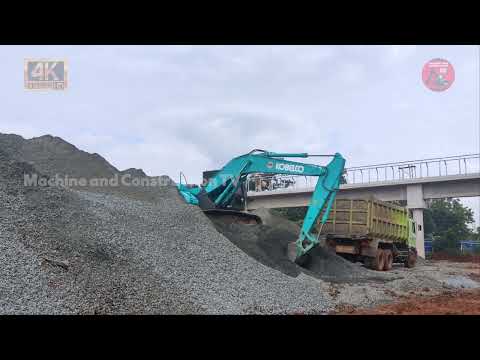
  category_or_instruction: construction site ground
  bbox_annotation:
[2,133,480,314]
[333,260,480,314]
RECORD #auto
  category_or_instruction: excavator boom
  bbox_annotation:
[178,149,346,262]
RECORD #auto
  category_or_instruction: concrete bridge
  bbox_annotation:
[245,154,480,258]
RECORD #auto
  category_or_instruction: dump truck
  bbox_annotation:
[319,198,418,271]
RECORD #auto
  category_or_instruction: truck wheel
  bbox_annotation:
[405,251,417,268]
[326,239,336,253]
[383,249,393,271]
[367,249,385,271]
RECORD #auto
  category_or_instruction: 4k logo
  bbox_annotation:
[24,60,67,90]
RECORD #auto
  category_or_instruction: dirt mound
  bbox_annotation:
[335,289,480,315]
[210,207,382,283]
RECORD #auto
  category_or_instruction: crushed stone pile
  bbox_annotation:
[1,133,342,314]
[210,207,389,283]
[0,149,202,314]
[0,134,119,179]
[0,133,166,202]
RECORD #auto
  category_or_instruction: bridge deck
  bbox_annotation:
[247,172,480,198]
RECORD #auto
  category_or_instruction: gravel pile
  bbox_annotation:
[75,189,335,314]
[0,150,203,314]
[0,132,165,201]
[2,132,458,314]
[0,135,337,314]
[0,133,119,179]
[211,207,388,283]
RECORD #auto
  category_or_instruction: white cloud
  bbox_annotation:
[384,45,418,64]
[338,62,365,84]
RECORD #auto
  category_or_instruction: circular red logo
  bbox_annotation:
[422,58,455,92]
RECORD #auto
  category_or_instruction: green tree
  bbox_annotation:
[424,198,475,251]
[473,227,480,241]
[272,207,307,223]
[423,209,436,235]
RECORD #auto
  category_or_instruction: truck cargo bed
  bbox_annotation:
[320,198,410,244]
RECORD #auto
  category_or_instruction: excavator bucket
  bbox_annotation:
[286,241,310,266]
[287,242,299,263]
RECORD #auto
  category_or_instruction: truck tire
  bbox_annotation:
[383,249,393,271]
[326,238,336,254]
[365,249,385,271]
[405,251,417,268]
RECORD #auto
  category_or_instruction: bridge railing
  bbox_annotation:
[246,154,480,193]
[345,154,479,184]
[246,173,307,192]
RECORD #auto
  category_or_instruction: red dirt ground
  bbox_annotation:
[334,289,480,315]
[431,252,480,263]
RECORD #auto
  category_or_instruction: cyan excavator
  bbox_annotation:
[177,150,346,263]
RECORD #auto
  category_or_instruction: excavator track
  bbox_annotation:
[196,188,261,225]
[203,209,262,225]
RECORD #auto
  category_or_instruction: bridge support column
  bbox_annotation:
[411,209,425,258]
[407,184,426,259]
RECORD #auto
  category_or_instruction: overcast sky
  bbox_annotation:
[1,45,479,226]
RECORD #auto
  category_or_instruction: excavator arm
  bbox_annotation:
[292,153,345,261]
[178,150,346,262]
